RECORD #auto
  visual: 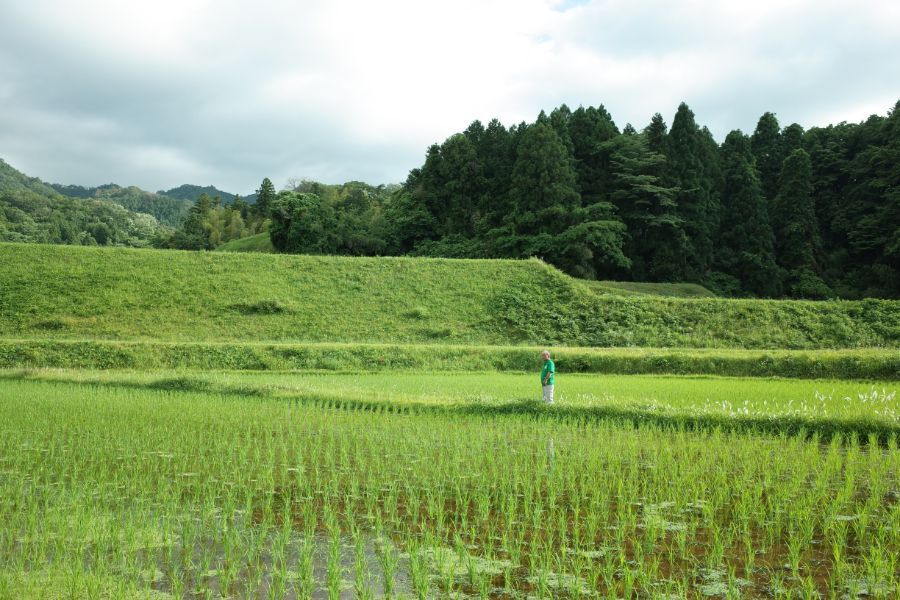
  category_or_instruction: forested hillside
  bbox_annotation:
[0,160,163,247]
[264,100,900,299]
[6,100,899,299]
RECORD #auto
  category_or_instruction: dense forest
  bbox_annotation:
[0,161,163,247]
[262,100,900,299]
[50,183,193,228]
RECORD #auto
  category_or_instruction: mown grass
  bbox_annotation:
[1,379,897,598]
[2,242,899,349]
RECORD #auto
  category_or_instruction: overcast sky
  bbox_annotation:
[1,0,898,194]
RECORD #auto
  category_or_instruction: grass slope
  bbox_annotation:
[589,280,716,298]
[215,231,275,253]
[2,242,899,349]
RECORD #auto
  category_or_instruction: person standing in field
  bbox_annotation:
[540,350,555,404]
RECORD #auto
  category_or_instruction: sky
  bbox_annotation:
[1,0,898,195]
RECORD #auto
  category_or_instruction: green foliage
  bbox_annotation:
[0,158,61,198]
[0,189,163,247]
[0,159,168,247]
[49,183,195,227]
[391,100,898,298]
[161,192,263,250]
[269,191,337,253]
[609,129,684,281]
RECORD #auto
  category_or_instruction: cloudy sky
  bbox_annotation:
[1,0,898,194]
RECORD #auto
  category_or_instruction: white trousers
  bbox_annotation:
[542,385,554,404]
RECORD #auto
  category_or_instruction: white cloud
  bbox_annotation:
[0,0,897,192]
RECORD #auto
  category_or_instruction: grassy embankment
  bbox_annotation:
[216,236,716,299]
[1,243,898,376]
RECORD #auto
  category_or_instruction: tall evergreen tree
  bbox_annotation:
[255,177,277,218]
[503,123,628,277]
[549,105,575,158]
[772,149,830,297]
[473,118,515,227]
[645,113,670,157]
[668,103,717,280]
[750,112,783,203]
[839,103,900,295]
[507,123,580,236]
[715,130,780,296]
[609,130,685,281]
[417,134,485,237]
[568,105,619,208]
[781,123,805,154]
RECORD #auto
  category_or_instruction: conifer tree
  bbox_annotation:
[255,177,276,218]
[668,102,716,280]
[751,112,783,203]
[508,123,580,236]
[772,148,830,297]
[716,130,780,296]
[609,131,684,280]
[568,105,618,208]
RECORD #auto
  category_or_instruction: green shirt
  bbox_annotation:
[541,359,555,386]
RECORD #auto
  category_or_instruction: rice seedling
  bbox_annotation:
[0,377,897,598]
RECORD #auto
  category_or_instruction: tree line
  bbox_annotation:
[259,100,899,299]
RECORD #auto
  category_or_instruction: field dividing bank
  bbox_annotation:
[1,379,897,599]
[5,369,898,443]
[3,243,900,349]
[2,339,900,380]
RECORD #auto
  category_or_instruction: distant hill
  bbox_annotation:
[49,183,120,198]
[0,159,63,199]
[91,186,192,228]
[0,159,165,247]
[158,184,242,204]
[50,182,192,228]
[51,183,253,228]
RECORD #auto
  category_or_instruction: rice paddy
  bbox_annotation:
[1,376,898,598]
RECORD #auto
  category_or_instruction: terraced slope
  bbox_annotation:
[1,242,898,349]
